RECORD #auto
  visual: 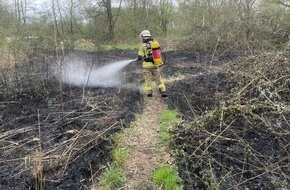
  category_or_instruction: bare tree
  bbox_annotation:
[51,0,61,37]
[69,0,75,34]
[103,0,114,39]
[276,0,290,7]
[86,0,123,40]
[14,0,27,24]
[122,0,155,35]
[237,0,257,39]
[55,0,64,36]
[158,0,174,37]
[49,0,74,37]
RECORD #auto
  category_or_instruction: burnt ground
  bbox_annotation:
[1,49,290,189]
[164,51,290,189]
[0,50,142,190]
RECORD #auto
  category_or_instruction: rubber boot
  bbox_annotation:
[159,89,168,97]
[161,91,168,97]
[147,90,153,97]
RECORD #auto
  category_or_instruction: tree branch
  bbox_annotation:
[277,0,290,7]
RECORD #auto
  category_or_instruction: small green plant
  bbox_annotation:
[158,110,181,146]
[112,146,131,168]
[98,164,125,190]
[98,130,131,189]
[111,130,132,168]
[153,164,182,190]
[158,110,181,126]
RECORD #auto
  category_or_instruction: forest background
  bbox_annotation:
[0,0,290,54]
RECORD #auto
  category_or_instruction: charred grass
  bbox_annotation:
[1,48,290,189]
[0,50,143,189]
[164,50,290,189]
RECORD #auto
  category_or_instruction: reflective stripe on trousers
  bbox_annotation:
[143,68,166,92]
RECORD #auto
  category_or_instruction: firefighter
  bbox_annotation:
[137,30,168,97]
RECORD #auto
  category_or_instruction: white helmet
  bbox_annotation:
[139,30,151,38]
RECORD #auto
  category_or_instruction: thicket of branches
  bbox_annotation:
[173,50,290,189]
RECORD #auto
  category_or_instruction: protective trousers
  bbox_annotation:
[143,67,166,93]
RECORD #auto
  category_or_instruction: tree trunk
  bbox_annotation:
[70,0,74,34]
[105,0,114,39]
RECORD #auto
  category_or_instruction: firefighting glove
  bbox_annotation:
[144,57,153,62]
[137,55,143,61]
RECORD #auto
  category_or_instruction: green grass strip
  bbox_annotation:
[98,164,125,190]
[153,110,183,189]
[98,130,131,190]
[153,164,183,190]
[158,110,182,146]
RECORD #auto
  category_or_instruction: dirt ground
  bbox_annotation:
[122,96,171,189]
[1,49,290,189]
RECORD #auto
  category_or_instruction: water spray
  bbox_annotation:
[53,56,134,88]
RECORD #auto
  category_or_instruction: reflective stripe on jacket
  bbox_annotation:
[138,43,156,69]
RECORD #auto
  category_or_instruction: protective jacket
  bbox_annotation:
[138,40,163,68]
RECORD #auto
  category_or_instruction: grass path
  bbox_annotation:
[122,96,172,189]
